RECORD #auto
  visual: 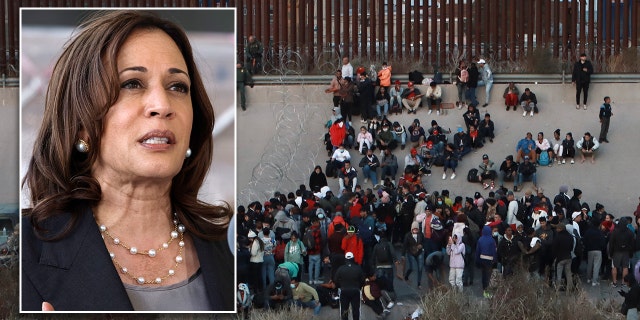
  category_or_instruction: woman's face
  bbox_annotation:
[93,28,193,184]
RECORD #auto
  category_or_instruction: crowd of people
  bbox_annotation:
[236,54,634,319]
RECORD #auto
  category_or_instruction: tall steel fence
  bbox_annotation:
[1,0,639,79]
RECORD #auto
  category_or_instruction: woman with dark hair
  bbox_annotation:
[21,10,233,311]
[309,165,328,192]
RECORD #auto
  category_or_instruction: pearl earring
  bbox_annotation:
[185,148,192,158]
[75,139,90,153]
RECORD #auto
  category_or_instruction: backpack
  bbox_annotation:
[373,241,393,265]
[538,151,550,166]
[573,229,585,258]
[467,168,479,182]
[273,240,286,262]
[408,70,424,84]
[303,228,316,251]
[358,222,375,245]
[515,200,530,226]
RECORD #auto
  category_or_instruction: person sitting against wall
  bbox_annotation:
[503,82,520,111]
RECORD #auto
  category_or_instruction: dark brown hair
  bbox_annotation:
[23,10,232,241]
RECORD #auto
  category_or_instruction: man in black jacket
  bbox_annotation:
[553,223,575,291]
[335,252,365,320]
[609,219,635,287]
[571,53,594,110]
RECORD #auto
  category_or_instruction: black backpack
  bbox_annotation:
[358,222,375,245]
[408,70,424,84]
[373,241,393,265]
[515,200,531,226]
[303,228,316,251]
[467,168,479,182]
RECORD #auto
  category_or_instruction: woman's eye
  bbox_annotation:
[170,82,190,94]
[121,79,143,89]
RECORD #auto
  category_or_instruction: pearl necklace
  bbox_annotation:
[97,216,186,285]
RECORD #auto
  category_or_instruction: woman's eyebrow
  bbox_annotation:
[118,66,188,77]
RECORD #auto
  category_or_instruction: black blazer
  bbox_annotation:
[21,208,234,311]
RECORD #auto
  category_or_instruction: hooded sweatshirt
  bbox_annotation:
[476,225,497,263]
[447,232,466,268]
[274,210,297,240]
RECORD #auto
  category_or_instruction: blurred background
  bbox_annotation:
[20,9,236,212]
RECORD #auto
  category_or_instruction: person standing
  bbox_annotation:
[571,53,594,110]
[342,57,354,79]
[237,63,254,111]
[325,69,344,109]
[335,252,365,320]
[245,35,263,75]
[477,59,494,108]
[599,96,613,143]
[476,225,497,298]
[377,62,392,91]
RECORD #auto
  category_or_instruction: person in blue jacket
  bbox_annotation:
[476,225,497,298]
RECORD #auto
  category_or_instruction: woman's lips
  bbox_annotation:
[138,130,176,149]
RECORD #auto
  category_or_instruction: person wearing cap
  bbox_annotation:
[568,188,583,215]
[405,147,425,170]
[515,132,536,163]
[407,118,426,148]
[401,81,423,114]
[341,226,364,265]
[453,127,472,161]
[571,52,594,110]
[534,132,553,166]
[517,156,537,192]
[357,71,376,123]
[264,279,293,310]
[478,113,495,143]
[553,222,575,291]
[598,96,613,143]
[389,80,404,113]
[476,154,497,190]
[576,131,600,164]
[403,221,426,289]
[334,251,365,320]
[476,58,493,108]
[498,155,519,190]
[503,82,520,111]
[454,60,469,109]
[519,88,538,117]
[425,81,443,115]
[463,103,481,131]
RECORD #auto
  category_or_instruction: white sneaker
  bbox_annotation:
[583,104,587,110]
[562,159,566,164]
[428,109,433,115]
[522,111,527,117]
[558,160,562,165]
[387,302,395,309]
[571,159,575,164]
[442,173,447,180]
[364,178,368,183]
[451,173,456,179]
[436,110,440,116]
[530,110,534,117]
[576,104,580,109]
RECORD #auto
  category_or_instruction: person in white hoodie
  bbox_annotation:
[446,232,466,292]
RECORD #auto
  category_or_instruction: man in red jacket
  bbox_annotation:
[342,226,364,265]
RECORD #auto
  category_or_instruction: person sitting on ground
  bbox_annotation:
[264,280,293,311]
[534,132,553,167]
[392,121,407,150]
[475,154,497,190]
[425,81,443,115]
[407,118,426,148]
[478,113,495,143]
[515,132,536,163]
[517,156,537,192]
[339,160,358,193]
[442,143,459,180]
[463,104,480,131]
[356,126,374,154]
[405,148,425,170]
[330,144,351,176]
[290,278,322,315]
[380,148,399,181]
[329,118,348,151]
[520,88,538,117]
[401,81,423,114]
[362,271,392,317]
[376,122,396,155]
[503,82,520,111]
[498,155,519,191]
[375,86,391,119]
[453,127,472,160]
[468,124,484,150]
[551,129,563,165]
[560,132,577,164]
[359,148,381,189]
[389,80,403,111]
[576,132,600,164]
